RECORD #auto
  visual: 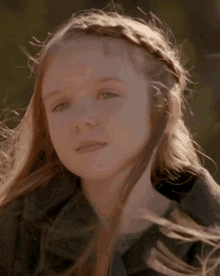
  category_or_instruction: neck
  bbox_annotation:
[81,159,172,235]
[81,165,132,225]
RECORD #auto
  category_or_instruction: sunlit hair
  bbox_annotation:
[0,3,220,276]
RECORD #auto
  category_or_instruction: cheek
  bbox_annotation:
[112,102,150,147]
[47,117,70,149]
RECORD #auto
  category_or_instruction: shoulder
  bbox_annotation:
[153,168,220,274]
[122,168,220,275]
[154,167,220,227]
[179,167,220,227]
[0,170,82,276]
[0,197,24,275]
[0,198,24,239]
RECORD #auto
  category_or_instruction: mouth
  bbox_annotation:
[77,143,107,154]
[76,143,108,154]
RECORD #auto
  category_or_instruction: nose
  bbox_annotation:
[71,109,99,133]
[74,120,99,133]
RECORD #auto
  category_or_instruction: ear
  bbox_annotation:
[164,101,181,133]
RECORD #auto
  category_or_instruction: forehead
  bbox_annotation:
[43,36,147,79]
[51,35,139,60]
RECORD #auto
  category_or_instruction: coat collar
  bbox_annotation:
[24,169,99,261]
[122,167,220,274]
[23,167,220,274]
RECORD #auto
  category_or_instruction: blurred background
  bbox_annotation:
[0,0,220,181]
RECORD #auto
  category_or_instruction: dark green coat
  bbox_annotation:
[0,167,220,276]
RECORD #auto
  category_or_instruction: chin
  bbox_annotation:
[79,169,117,180]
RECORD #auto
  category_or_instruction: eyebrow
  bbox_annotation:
[43,77,126,102]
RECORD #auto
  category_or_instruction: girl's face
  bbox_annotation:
[42,37,151,183]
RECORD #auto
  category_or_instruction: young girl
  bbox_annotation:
[0,4,220,276]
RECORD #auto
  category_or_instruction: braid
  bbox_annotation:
[56,11,188,90]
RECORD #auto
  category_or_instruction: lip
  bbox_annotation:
[76,141,108,152]
[76,143,107,154]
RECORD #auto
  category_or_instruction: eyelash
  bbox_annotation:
[52,91,119,112]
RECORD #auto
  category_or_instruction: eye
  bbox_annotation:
[99,91,119,99]
[51,91,119,112]
[52,101,71,112]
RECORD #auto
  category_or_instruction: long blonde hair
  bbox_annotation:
[0,3,220,276]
